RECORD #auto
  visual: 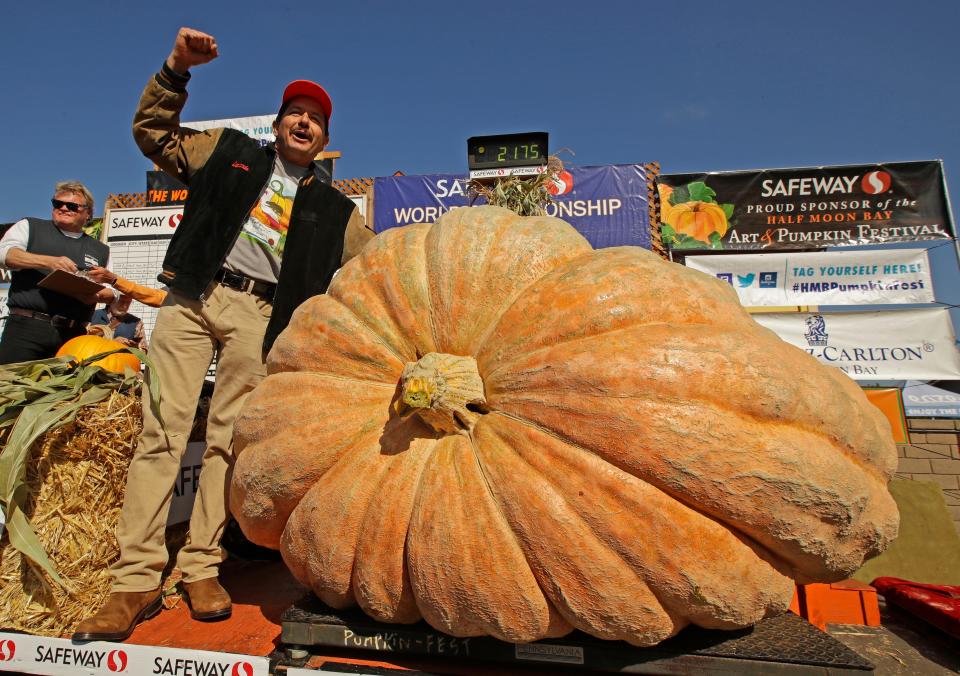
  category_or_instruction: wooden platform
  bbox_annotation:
[278,596,874,674]
[126,558,301,656]
[122,560,878,674]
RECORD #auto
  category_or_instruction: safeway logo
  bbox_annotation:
[0,639,15,661]
[546,169,574,196]
[232,662,254,676]
[107,649,128,672]
[861,170,891,194]
[168,213,183,228]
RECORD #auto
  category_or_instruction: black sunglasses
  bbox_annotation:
[51,198,87,213]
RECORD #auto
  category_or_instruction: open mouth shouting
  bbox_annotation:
[290,125,313,145]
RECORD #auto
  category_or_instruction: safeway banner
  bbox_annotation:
[104,206,183,341]
[685,249,935,306]
[0,632,268,675]
[373,165,652,249]
[659,160,952,250]
[752,309,960,380]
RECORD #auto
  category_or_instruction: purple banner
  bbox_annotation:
[373,164,652,249]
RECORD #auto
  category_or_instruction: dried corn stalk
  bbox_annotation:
[468,155,566,216]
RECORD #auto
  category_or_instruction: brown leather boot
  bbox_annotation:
[181,577,232,620]
[72,590,162,642]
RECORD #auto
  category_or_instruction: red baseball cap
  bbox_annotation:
[280,80,332,123]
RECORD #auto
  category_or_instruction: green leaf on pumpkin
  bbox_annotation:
[687,181,717,203]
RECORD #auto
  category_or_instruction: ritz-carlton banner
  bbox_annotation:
[658,160,953,250]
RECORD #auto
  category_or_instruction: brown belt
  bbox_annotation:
[8,307,88,329]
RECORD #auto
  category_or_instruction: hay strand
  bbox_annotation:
[0,391,141,636]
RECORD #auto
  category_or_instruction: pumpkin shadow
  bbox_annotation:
[377,384,442,456]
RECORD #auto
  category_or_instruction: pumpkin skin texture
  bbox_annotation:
[56,335,141,373]
[230,205,899,646]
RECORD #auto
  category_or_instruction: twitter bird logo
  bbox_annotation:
[736,273,755,288]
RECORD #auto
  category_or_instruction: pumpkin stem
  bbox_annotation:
[396,352,487,435]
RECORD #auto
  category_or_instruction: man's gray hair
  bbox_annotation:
[54,180,95,215]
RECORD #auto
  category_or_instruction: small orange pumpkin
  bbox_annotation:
[56,335,141,374]
[669,200,729,242]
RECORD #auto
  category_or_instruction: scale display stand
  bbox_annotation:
[274,593,874,674]
[467,132,549,181]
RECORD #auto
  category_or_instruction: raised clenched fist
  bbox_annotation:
[166,27,219,73]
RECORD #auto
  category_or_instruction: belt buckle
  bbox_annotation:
[50,315,71,328]
[221,270,246,291]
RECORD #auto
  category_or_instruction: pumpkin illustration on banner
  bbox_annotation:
[658,180,734,250]
[230,205,899,646]
[56,335,141,374]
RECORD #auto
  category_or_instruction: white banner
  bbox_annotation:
[686,249,935,306]
[0,632,268,675]
[169,442,205,526]
[0,286,8,334]
[902,381,960,418]
[105,206,184,341]
[184,114,276,146]
[753,309,960,380]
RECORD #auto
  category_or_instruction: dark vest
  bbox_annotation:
[9,218,110,321]
[90,308,140,341]
[161,130,355,352]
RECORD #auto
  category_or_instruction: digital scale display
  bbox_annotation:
[467,132,548,178]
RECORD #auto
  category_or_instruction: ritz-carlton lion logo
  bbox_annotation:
[804,314,829,347]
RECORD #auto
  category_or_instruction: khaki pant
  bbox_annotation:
[111,283,271,591]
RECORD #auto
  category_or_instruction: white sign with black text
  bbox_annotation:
[685,248,935,306]
[168,441,206,526]
[105,205,184,341]
[902,380,960,418]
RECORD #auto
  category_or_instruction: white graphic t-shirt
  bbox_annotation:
[224,155,308,284]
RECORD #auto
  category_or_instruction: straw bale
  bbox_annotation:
[0,391,142,636]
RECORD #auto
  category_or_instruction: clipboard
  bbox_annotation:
[37,269,105,300]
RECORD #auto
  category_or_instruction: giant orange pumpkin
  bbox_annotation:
[57,335,141,374]
[230,206,898,646]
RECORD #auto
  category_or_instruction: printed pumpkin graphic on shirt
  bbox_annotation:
[242,178,295,258]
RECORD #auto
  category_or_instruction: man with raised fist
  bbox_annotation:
[74,27,372,642]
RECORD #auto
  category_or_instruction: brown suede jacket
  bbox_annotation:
[132,67,372,268]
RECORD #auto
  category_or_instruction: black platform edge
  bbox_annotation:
[279,593,874,672]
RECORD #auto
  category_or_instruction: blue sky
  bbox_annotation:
[1,0,958,224]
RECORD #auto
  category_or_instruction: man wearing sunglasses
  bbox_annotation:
[0,181,117,363]
[74,27,373,642]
